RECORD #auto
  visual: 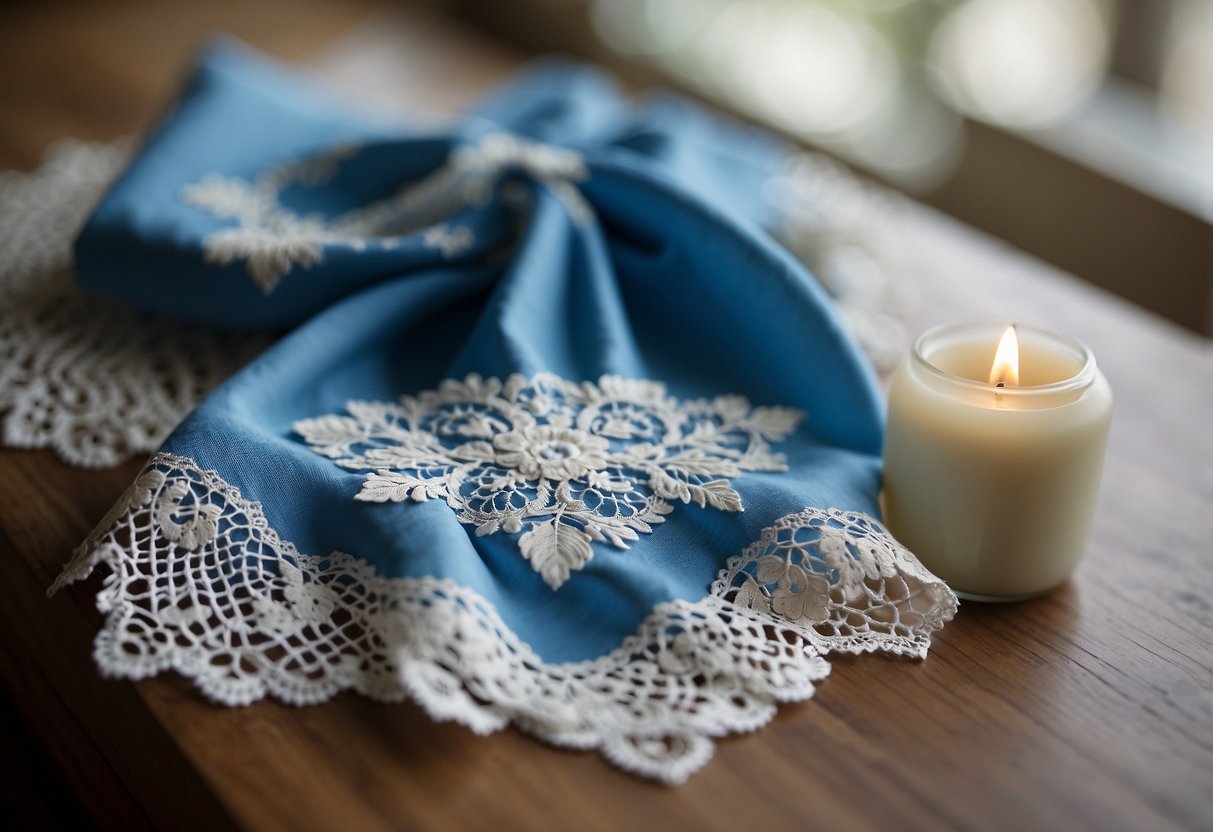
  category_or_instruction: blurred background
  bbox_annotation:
[447,0,1213,335]
[1,0,1210,336]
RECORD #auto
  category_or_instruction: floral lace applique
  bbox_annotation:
[181,133,589,293]
[294,373,804,588]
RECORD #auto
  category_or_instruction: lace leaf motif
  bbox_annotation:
[51,453,957,785]
[293,373,804,589]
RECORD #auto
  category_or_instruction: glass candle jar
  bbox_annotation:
[882,322,1113,601]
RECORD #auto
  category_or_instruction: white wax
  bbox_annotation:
[883,323,1113,600]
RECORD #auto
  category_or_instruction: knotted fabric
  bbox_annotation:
[55,40,956,784]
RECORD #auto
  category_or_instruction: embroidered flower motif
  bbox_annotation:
[491,427,609,480]
[181,133,590,293]
[293,373,803,589]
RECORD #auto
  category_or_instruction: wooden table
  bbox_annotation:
[2,2,1210,829]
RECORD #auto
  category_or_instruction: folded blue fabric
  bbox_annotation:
[61,39,954,783]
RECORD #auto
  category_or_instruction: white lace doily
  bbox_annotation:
[769,151,920,372]
[0,140,264,468]
[51,452,956,783]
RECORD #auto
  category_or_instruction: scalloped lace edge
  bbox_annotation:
[0,139,264,468]
[50,453,955,784]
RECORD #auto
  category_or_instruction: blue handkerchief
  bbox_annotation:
[55,40,955,784]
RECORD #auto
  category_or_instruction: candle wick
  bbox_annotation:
[996,381,1005,388]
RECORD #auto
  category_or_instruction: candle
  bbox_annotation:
[882,322,1112,601]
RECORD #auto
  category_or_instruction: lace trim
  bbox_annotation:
[0,140,264,467]
[293,372,803,588]
[51,453,956,784]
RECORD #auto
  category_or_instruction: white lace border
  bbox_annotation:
[50,452,956,784]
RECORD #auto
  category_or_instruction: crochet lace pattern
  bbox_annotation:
[52,453,956,783]
[0,140,263,467]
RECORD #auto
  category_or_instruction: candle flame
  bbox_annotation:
[989,324,1020,387]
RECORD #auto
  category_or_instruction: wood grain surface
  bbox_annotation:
[1,2,1210,830]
